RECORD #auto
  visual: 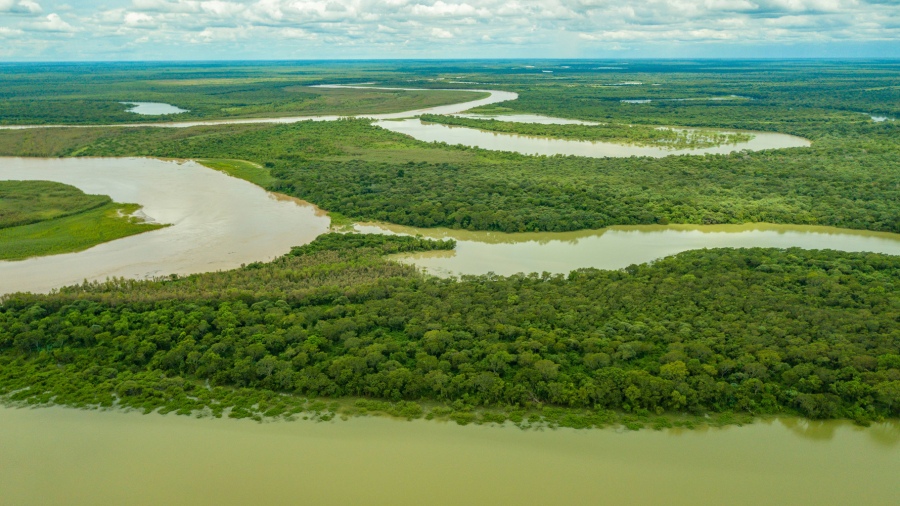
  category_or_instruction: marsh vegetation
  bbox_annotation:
[0,180,162,260]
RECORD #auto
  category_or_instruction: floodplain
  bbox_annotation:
[0,60,898,505]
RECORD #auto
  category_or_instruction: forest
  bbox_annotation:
[0,115,896,234]
[1,60,898,429]
[1,234,898,428]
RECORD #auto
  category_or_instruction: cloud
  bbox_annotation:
[0,26,25,36]
[0,0,42,14]
[31,12,76,31]
[430,26,453,38]
[1,0,898,58]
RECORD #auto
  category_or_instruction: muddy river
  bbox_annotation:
[0,406,896,506]
[0,157,329,294]
[3,157,899,293]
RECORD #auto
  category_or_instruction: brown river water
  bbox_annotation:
[3,158,900,293]
[0,157,329,294]
[0,406,897,506]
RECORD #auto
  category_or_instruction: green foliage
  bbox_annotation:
[196,159,277,187]
[288,232,455,257]
[1,234,898,425]
[419,114,753,148]
[0,62,487,124]
[0,202,165,261]
[0,180,110,229]
[271,129,900,232]
[2,117,896,234]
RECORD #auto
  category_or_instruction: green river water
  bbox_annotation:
[1,406,897,506]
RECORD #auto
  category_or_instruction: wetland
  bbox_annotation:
[0,60,898,505]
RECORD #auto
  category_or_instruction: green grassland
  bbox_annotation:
[0,180,111,229]
[0,181,165,261]
[196,159,277,187]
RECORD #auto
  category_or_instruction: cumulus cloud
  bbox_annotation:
[0,0,42,14]
[1,0,898,58]
[31,12,76,31]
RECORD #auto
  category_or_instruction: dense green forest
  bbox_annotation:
[1,61,898,429]
[419,114,753,148]
[1,235,898,427]
[1,116,896,234]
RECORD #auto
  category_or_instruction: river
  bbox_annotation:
[375,119,809,158]
[3,157,900,294]
[0,406,896,506]
[357,222,900,277]
[0,87,517,130]
[0,157,329,294]
[0,85,810,159]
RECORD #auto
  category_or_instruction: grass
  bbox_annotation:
[196,158,277,187]
[0,202,166,261]
[0,180,110,229]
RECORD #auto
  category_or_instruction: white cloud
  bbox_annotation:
[1,0,898,58]
[0,26,25,36]
[31,12,76,31]
[430,26,453,38]
[0,0,42,14]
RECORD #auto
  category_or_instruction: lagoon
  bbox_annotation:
[121,102,189,115]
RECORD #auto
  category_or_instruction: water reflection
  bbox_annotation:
[376,118,810,158]
[357,222,900,277]
[0,406,896,506]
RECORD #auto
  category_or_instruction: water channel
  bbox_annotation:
[357,222,900,277]
[375,119,810,158]
[0,406,897,505]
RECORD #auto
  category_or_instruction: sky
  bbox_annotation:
[1,0,899,60]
